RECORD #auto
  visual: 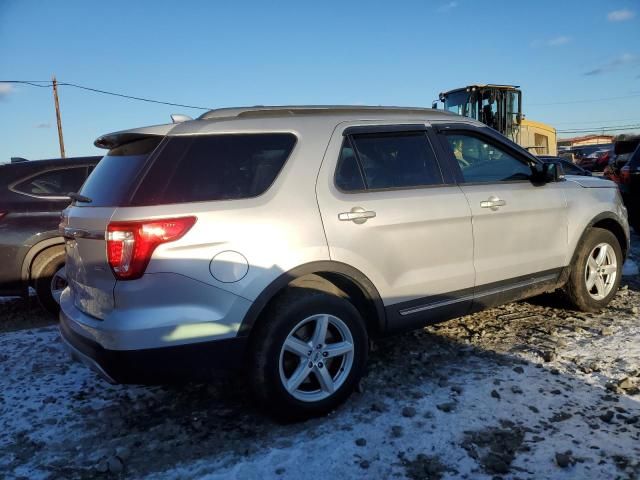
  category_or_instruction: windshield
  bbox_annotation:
[443,90,478,119]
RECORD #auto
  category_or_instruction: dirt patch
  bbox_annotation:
[461,421,526,475]
[0,296,55,333]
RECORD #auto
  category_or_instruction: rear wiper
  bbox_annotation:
[68,192,93,203]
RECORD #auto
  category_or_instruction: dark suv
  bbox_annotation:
[0,156,101,313]
[618,145,640,232]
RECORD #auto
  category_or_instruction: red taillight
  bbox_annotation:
[0,212,6,221]
[620,166,631,185]
[106,216,196,280]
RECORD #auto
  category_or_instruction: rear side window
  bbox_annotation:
[78,137,162,207]
[13,166,87,197]
[340,131,443,191]
[335,139,366,191]
[131,133,296,205]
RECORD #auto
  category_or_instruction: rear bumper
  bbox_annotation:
[58,272,253,384]
[59,308,248,384]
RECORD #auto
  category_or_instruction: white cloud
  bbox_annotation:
[546,36,571,46]
[0,83,14,100]
[531,36,571,48]
[607,9,635,21]
[584,52,639,75]
[437,1,458,12]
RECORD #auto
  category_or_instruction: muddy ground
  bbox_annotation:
[1,238,639,479]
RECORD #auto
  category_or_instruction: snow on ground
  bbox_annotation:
[1,240,640,479]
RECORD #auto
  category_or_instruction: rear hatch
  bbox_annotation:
[63,131,169,319]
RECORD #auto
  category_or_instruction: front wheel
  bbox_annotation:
[249,288,368,420]
[565,228,622,311]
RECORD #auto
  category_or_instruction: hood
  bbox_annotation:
[565,175,616,188]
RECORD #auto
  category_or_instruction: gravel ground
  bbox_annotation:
[1,237,639,479]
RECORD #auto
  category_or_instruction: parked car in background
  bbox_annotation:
[537,156,592,176]
[59,106,628,419]
[577,147,614,172]
[617,145,640,232]
[0,155,101,313]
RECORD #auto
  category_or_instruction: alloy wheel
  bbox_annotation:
[584,242,617,300]
[50,266,67,304]
[278,314,355,402]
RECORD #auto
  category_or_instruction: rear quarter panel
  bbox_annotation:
[108,117,335,302]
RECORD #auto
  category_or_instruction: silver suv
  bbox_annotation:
[59,106,629,418]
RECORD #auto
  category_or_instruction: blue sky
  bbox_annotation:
[1,0,639,161]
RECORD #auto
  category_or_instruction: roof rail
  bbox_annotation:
[197,105,438,121]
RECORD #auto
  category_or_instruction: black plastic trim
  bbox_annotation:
[238,261,386,337]
[385,268,564,334]
[342,124,427,136]
[577,212,630,260]
[59,313,247,384]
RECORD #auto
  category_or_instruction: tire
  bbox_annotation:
[565,228,622,312]
[32,246,67,315]
[249,287,368,420]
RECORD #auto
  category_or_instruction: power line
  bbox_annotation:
[6,79,640,111]
[0,80,213,110]
[557,124,640,133]
[529,93,640,106]
[553,118,640,125]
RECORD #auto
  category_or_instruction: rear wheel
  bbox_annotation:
[249,288,368,420]
[32,246,67,315]
[565,228,622,311]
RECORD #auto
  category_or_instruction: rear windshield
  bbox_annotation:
[78,137,162,207]
[130,133,296,205]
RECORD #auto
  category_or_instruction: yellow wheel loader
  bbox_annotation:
[434,84,557,155]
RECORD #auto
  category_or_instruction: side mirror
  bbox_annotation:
[531,161,563,184]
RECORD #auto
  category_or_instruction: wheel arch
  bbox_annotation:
[238,261,386,339]
[575,212,629,262]
[21,237,66,284]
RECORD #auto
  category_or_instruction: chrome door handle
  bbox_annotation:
[480,196,506,210]
[338,207,376,224]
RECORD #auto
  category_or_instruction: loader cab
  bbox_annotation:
[437,84,522,143]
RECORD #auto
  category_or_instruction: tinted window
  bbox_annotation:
[78,137,162,207]
[335,139,366,191]
[445,134,531,183]
[629,145,640,169]
[14,167,87,197]
[131,133,296,205]
[348,132,443,190]
[560,161,584,175]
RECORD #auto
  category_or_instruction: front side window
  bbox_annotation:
[343,131,443,190]
[444,133,532,183]
[131,133,296,205]
[14,166,87,197]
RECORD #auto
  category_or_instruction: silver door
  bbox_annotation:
[438,129,568,287]
[316,122,475,317]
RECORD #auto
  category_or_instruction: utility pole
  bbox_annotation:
[52,75,66,158]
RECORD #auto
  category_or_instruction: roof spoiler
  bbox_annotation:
[94,123,175,149]
[10,157,29,163]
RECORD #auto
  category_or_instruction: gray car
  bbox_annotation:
[59,106,629,419]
